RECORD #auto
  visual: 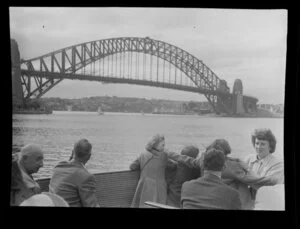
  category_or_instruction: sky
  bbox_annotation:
[9,7,287,104]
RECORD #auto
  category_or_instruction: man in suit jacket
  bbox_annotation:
[181,148,242,210]
[49,139,99,207]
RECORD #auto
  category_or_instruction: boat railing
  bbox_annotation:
[37,170,140,207]
[37,170,181,208]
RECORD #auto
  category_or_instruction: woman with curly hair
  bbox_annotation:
[245,128,284,185]
[240,128,284,209]
[129,134,170,208]
[130,134,202,208]
[201,137,284,210]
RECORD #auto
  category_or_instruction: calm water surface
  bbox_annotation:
[12,111,284,179]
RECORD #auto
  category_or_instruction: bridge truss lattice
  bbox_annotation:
[20,37,240,114]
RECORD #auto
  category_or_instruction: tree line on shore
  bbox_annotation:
[12,96,283,118]
[21,96,213,114]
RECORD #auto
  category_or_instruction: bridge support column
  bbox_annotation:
[11,39,24,108]
[234,92,244,114]
[232,79,245,115]
[216,95,234,114]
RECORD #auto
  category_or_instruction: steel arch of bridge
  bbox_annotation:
[20,37,237,114]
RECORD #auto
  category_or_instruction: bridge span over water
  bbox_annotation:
[11,37,258,115]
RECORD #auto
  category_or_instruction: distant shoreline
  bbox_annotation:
[13,109,283,118]
[13,109,52,115]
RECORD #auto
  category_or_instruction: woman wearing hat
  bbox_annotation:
[130,134,170,208]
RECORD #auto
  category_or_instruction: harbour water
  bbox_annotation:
[12,111,284,179]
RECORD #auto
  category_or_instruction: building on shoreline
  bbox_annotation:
[257,104,284,115]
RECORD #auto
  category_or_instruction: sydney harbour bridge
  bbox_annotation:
[11,37,258,115]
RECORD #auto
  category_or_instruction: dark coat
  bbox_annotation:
[49,160,98,207]
[181,173,242,210]
[166,161,200,207]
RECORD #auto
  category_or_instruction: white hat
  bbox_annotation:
[20,193,69,207]
[20,194,54,206]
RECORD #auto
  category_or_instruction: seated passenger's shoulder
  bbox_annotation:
[75,172,96,188]
[271,155,284,164]
[224,183,240,193]
[74,167,94,180]
[182,179,197,188]
[54,160,72,168]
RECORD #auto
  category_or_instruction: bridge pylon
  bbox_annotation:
[232,79,244,115]
[11,39,24,108]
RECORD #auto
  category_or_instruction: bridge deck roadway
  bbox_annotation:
[22,70,232,97]
[21,70,258,103]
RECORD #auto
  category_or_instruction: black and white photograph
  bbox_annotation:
[10,7,287,210]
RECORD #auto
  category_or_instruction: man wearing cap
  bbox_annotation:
[11,144,44,206]
[49,139,99,207]
[181,148,242,209]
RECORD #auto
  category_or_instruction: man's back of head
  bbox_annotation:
[181,145,199,159]
[50,139,99,207]
[72,139,92,164]
[202,149,225,172]
[182,149,241,210]
[19,144,44,175]
[206,139,231,156]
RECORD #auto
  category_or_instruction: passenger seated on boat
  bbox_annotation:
[130,134,173,208]
[10,144,44,206]
[166,145,200,208]
[202,138,284,210]
[181,149,242,209]
[203,139,261,209]
[19,192,69,207]
[236,129,284,210]
[49,139,99,207]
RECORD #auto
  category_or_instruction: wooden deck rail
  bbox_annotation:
[37,170,140,207]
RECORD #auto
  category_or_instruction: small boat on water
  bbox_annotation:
[97,106,104,115]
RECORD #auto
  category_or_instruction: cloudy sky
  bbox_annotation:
[9,7,287,104]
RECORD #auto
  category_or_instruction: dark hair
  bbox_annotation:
[206,139,231,155]
[73,139,92,159]
[202,149,225,171]
[251,129,276,153]
[181,146,199,158]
